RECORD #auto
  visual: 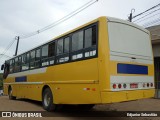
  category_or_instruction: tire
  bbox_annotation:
[8,87,16,100]
[78,104,95,110]
[42,88,58,111]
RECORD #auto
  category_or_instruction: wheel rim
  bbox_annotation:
[44,93,51,107]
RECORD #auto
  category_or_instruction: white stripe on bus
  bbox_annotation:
[8,67,47,78]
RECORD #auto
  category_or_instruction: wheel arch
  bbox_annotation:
[42,85,52,100]
[8,85,12,94]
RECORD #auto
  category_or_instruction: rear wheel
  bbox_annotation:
[42,88,59,111]
[8,87,16,100]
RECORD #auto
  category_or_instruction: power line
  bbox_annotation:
[0,38,16,60]
[133,8,160,22]
[0,0,98,61]
[20,0,98,39]
[134,12,160,23]
[132,3,160,19]
[0,54,11,59]
[38,0,98,32]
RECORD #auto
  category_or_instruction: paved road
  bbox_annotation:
[0,96,159,120]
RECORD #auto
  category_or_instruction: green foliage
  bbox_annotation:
[0,73,3,89]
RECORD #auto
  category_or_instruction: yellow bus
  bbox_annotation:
[1,16,155,111]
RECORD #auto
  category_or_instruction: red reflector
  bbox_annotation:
[147,83,149,87]
[86,88,90,90]
[113,84,116,89]
[118,84,122,89]
[130,83,138,88]
[92,88,96,91]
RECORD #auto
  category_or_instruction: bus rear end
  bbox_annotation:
[101,17,155,103]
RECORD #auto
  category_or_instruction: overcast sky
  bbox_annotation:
[0,0,160,70]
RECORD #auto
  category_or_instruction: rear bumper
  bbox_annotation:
[101,89,155,103]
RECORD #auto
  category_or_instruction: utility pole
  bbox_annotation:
[15,36,20,56]
[128,9,135,22]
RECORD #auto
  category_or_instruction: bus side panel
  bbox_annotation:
[50,83,101,104]
[3,84,8,95]
[3,77,17,96]
[9,58,101,103]
[21,84,42,101]
[46,58,101,104]
[98,17,110,92]
[47,59,99,82]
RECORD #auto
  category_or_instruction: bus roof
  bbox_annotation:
[6,16,149,61]
[106,16,149,34]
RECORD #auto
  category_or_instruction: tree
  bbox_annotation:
[0,73,3,90]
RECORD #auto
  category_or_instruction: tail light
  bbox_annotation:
[118,84,122,89]
[113,84,116,89]
[151,83,153,87]
[147,83,149,87]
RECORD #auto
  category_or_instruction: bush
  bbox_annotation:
[0,73,3,89]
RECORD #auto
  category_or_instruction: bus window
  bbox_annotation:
[48,42,55,65]
[26,53,30,62]
[57,39,63,55]
[30,50,35,69]
[22,53,29,70]
[14,57,18,72]
[22,54,26,70]
[56,38,69,64]
[18,56,22,65]
[84,25,97,58]
[71,31,84,61]
[84,26,97,48]
[72,31,83,51]
[35,48,41,68]
[49,42,55,57]
[42,45,49,66]
[64,37,69,53]
[85,28,92,48]
[9,60,11,73]
[9,59,14,73]
[42,45,48,58]
[14,56,21,72]
[15,58,18,64]
[92,25,97,45]
[36,49,41,60]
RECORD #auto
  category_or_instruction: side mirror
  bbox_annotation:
[1,64,4,70]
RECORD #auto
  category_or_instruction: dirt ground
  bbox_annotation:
[0,96,160,120]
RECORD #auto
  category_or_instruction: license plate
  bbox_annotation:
[130,83,138,88]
